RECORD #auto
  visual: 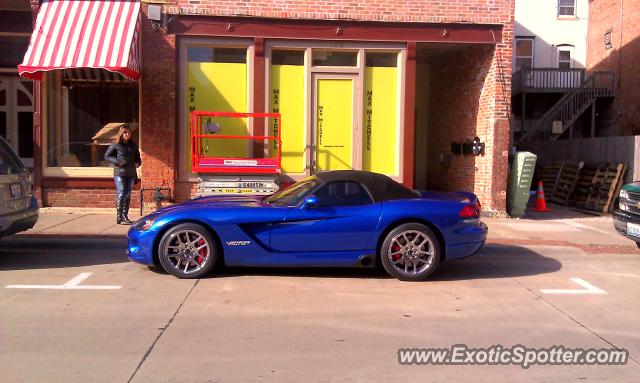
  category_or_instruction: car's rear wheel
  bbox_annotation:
[158,223,218,279]
[380,223,441,281]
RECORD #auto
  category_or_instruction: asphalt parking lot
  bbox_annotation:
[1,217,639,382]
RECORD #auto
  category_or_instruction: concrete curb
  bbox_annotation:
[38,207,152,216]
[14,233,127,240]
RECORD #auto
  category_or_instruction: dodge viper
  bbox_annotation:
[127,170,487,281]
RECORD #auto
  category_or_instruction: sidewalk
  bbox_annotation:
[14,205,635,252]
[18,208,144,238]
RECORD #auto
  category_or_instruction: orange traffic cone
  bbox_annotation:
[532,181,551,212]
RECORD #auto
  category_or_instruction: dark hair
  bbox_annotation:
[116,125,136,145]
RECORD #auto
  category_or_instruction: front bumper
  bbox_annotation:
[126,225,158,266]
[0,198,39,238]
[612,209,640,243]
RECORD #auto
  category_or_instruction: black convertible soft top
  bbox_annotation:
[315,170,419,203]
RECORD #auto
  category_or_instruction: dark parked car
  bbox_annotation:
[612,182,640,249]
[0,136,38,238]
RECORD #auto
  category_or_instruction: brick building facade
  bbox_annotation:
[587,0,640,136]
[18,0,514,214]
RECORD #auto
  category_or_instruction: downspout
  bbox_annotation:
[618,0,623,92]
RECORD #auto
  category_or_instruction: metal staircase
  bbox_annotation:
[517,71,615,143]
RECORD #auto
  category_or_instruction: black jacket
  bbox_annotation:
[104,141,141,178]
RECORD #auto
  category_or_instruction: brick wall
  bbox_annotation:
[168,0,512,24]
[139,4,178,201]
[175,180,199,202]
[43,188,141,209]
[587,0,640,135]
[425,23,512,212]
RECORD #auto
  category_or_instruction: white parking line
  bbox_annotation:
[563,221,615,236]
[601,272,640,279]
[540,278,607,295]
[5,272,121,290]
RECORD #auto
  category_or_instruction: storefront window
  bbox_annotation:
[186,45,248,165]
[270,49,305,173]
[187,47,247,63]
[45,71,138,169]
[0,78,33,166]
[363,52,399,175]
[0,36,30,68]
[312,50,357,67]
[272,50,305,66]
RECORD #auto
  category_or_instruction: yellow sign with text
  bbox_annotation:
[363,66,398,175]
[316,79,353,171]
[270,64,305,173]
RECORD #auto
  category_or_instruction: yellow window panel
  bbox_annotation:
[270,64,305,173]
[363,66,398,175]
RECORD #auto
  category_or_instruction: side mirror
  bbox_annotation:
[301,195,319,209]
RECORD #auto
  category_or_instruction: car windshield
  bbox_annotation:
[265,178,321,206]
[0,139,27,175]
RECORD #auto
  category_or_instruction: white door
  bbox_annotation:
[0,77,34,167]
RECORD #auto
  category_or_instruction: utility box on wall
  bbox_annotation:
[507,152,537,218]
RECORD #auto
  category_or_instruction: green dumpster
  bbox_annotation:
[507,151,537,218]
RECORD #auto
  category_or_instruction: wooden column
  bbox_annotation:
[590,102,596,138]
[253,37,265,157]
[403,42,416,188]
[30,0,43,204]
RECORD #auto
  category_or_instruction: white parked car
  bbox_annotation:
[0,136,38,238]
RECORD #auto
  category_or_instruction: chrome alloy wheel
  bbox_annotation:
[163,229,211,275]
[387,230,435,277]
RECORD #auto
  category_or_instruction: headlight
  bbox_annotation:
[134,216,157,231]
[620,189,629,200]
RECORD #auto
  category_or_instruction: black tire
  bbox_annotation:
[380,223,441,281]
[157,223,218,279]
[636,241,640,250]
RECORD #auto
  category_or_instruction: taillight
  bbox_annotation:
[459,200,481,218]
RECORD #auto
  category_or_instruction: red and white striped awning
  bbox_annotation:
[18,0,141,81]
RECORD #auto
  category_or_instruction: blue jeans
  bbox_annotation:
[114,176,135,212]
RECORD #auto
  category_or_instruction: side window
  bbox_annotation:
[557,46,574,69]
[0,139,26,175]
[314,181,373,207]
[558,0,576,17]
[514,38,534,70]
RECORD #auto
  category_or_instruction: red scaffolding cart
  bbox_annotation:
[190,111,282,174]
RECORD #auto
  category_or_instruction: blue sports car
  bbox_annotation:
[127,170,487,281]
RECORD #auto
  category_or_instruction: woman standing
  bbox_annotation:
[104,125,141,224]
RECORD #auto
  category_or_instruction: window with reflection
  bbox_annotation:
[45,70,138,168]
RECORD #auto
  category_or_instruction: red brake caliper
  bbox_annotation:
[391,244,402,261]
[197,239,206,264]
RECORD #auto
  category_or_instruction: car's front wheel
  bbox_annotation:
[380,223,441,281]
[158,223,218,279]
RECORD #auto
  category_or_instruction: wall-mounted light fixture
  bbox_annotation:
[145,2,174,34]
[451,136,485,156]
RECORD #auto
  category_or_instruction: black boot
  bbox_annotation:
[121,197,132,224]
[116,200,123,224]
